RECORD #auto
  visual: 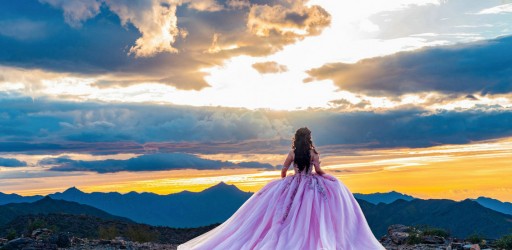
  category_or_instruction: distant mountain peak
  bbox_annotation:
[217,181,229,186]
[472,196,512,216]
[354,191,415,205]
[34,195,55,204]
[204,182,242,192]
[63,186,84,194]
[42,195,53,200]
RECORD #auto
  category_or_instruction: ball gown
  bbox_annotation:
[178,156,385,250]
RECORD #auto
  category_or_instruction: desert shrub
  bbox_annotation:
[6,228,17,240]
[126,225,158,242]
[421,227,450,238]
[467,233,485,244]
[406,232,422,245]
[496,234,512,249]
[27,218,47,232]
[405,225,449,244]
[98,225,118,240]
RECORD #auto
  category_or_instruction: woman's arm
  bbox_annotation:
[313,153,327,176]
[281,150,293,178]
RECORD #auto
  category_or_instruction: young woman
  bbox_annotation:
[178,127,385,250]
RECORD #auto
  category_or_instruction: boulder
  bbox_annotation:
[384,224,411,245]
[422,235,445,244]
[463,244,480,250]
[2,237,35,250]
[49,232,71,248]
[390,231,410,245]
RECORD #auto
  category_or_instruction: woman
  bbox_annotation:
[178,127,385,250]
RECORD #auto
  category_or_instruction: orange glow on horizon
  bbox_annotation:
[2,137,512,202]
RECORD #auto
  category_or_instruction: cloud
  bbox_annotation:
[39,153,275,173]
[39,0,102,28]
[247,0,331,37]
[252,61,288,74]
[40,0,183,57]
[0,0,331,90]
[0,93,294,154]
[306,35,512,96]
[183,0,224,12]
[366,0,510,42]
[477,3,512,14]
[0,19,48,40]
[104,0,184,57]
[0,157,27,167]
[1,94,512,155]
[226,0,250,10]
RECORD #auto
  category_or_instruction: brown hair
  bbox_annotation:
[292,127,318,173]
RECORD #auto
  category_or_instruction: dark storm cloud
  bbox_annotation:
[293,108,512,148]
[1,94,512,155]
[39,153,276,173]
[0,93,293,154]
[306,35,512,96]
[0,157,27,167]
[0,0,330,90]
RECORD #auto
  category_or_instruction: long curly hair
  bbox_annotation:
[292,127,318,173]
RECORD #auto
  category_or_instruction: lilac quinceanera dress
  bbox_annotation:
[178,156,385,250]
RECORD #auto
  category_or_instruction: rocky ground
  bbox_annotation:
[0,225,506,250]
[380,224,497,250]
[0,228,179,250]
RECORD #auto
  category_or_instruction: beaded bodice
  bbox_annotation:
[292,162,315,175]
[289,150,319,175]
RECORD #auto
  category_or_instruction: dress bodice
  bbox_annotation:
[292,162,315,175]
[289,150,319,176]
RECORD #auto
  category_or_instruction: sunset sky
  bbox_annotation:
[1,0,512,202]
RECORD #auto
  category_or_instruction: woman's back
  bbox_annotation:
[291,149,320,175]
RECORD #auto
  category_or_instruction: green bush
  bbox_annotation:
[27,218,47,232]
[496,234,512,249]
[126,225,158,242]
[6,228,17,241]
[421,227,450,238]
[406,232,422,245]
[467,233,485,244]
[98,225,118,240]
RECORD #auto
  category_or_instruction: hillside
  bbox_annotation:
[360,198,512,238]
[49,182,253,227]
[0,196,132,226]
[354,191,415,204]
[0,213,218,244]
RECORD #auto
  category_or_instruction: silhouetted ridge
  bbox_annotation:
[0,196,132,226]
[203,182,242,193]
[358,197,512,238]
[62,186,84,195]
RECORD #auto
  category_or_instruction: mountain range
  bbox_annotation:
[358,198,512,238]
[0,196,132,226]
[1,183,512,238]
[0,197,218,244]
[353,191,415,204]
[52,182,252,228]
[472,197,512,216]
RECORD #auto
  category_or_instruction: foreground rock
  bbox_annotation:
[380,224,497,250]
[0,228,179,250]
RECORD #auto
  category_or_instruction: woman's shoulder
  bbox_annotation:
[309,148,320,156]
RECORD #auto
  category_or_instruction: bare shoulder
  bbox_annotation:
[288,149,294,157]
[310,149,320,158]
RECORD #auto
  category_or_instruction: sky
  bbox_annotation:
[1,0,512,202]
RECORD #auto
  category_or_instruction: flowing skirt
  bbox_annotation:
[177,173,385,250]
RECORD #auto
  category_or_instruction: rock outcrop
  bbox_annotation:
[380,224,497,250]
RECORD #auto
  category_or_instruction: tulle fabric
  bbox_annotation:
[178,171,385,250]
